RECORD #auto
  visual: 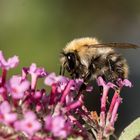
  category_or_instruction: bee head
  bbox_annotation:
[60,51,76,75]
[66,52,76,72]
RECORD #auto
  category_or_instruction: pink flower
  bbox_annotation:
[117,78,132,88]
[7,75,30,99]
[0,51,19,70]
[14,111,41,136]
[22,67,29,80]
[97,77,118,127]
[0,101,17,124]
[65,95,84,111]
[21,64,47,90]
[45,115,70,138]
[97,76,117,90]
[44,73,69,93]
[28,63,47,78]
[28,63,47,89]
[45,73,67,86]
[97,76,117,112]
[33,90,43,100]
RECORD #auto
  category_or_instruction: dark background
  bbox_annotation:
[0,0,140,138]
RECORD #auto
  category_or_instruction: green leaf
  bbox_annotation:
[119,117,140,140]
[67,137,83,140]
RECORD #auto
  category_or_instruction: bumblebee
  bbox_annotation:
[60,37,138,83]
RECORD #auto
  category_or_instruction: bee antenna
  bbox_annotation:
[62,67,65,76]
[59,65,62,75]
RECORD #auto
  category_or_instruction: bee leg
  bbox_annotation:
[77,71,91,92]
[105,72,118,82]
[74,72,90,99]
[106,59,118,82]
[83,62,95,82]
[115,66,125,79]
[70,71,79,79]
[75,63,94,98]
[79,82,88,91]
[107,55,127,82]
[74,82,87,100]
[107,58,113,72]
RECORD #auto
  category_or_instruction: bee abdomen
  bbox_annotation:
[106,53,129,80]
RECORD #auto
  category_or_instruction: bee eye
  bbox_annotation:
[67,53,76,70]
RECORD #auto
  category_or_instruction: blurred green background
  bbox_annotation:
[0,0,140,138]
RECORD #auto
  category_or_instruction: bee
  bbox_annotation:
[60,37,138,83]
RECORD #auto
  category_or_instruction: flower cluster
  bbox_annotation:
[0,51,132,140]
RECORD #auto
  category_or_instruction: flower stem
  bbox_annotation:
[109,91,119,113]
[1,69,7,86]
[60,80,74,104]
[110,97,122,126]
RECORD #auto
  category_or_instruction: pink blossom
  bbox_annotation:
[7,75,30,99]
[21,64,47,90]
[117,78,132,88]
[33,90,43,100]
[97,76,117,90]
[70,79,83,91]
[28,63,47,89]
[22,67,29,80]
[44,73,69,93]
[0,101,17,124]
[45,115,70,138]
[72,79,93,92]
[0,51,19,70]
[45,73,71,105]
[14,111,41,136]
[97,77,117,113]
[65,95,84,111]
[28,63,47,78]
[44,73,68,86]
[97,77,118,128]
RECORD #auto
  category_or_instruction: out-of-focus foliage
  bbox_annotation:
[0,0,140,74]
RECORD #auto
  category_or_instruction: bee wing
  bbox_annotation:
[88,43,139,49]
